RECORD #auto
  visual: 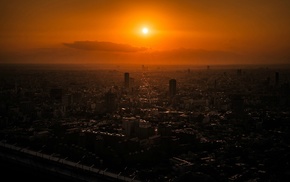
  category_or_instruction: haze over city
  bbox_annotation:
[1,1,290,182]
[1,0,290,65]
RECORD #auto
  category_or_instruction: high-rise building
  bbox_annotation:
[122,117,138,137]
[169,79,177,97]
[105,90,117,112]
[137,120,154,139]
[124,72,129,88]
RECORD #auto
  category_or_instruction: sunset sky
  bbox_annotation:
[1,0,290,65]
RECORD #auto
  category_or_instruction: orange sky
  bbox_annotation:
[1,0,290,65]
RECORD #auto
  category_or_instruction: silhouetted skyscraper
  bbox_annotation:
[124,72,129,88]
[169,79,177,97]
[105,89,117,112]
[122,117,138,137]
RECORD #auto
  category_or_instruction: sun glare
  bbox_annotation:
[142,27,149,34]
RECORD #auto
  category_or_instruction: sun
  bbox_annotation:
[142,27,149,34]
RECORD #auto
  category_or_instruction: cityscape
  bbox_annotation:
[0,64,289,181]
[1,1,290,181]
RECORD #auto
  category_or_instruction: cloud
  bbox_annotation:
[63,41,147,52]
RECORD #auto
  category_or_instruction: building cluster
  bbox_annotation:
[0,65,290,181]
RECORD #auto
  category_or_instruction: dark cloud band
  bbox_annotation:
[63,41,147,52]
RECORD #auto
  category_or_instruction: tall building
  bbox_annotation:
[122,117,138,137]
[105,90,117,112]
[137,120,154,139]
[169,79,177,97]
[124,72,129,88]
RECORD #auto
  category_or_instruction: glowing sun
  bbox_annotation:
[142,27,149,34]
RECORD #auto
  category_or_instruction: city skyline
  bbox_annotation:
[1,65,289,181]
[1,1,290,180]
